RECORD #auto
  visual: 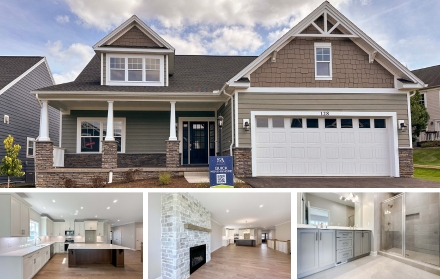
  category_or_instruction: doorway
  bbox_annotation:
[136,228,143,250]
[262,233,268,243]
[113,230,122,246]
[182,121,215,165]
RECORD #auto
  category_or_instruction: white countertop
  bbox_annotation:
[297,224,368,230]
[0,242,57,257]
[68,244,130,250]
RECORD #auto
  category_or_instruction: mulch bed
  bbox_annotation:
[107,176,252,188]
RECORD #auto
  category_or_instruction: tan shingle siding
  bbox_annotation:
[109,26,160,48]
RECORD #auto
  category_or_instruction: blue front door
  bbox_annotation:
[190,122,208,164]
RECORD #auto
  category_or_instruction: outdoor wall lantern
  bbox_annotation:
[3,115,9,124]
[243,119,250,131]
[398,120,407,132]
[217,116,224,156]
[217,115,224,128]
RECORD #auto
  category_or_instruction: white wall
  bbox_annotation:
[269,229,276,239]
[148,193,162,279]
[275,222,291,241]
[362,193,375,253]
[211,220,223,252]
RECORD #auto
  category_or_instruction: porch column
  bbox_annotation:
[169,101,177,140]
[38,100,50,141]
[105,101,115,141]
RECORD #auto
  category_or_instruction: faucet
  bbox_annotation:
[35,237,41,246]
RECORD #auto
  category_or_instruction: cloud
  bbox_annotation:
[55,15,69,24]
[46,41,94,84]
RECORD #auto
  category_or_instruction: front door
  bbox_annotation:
[190,122,208,164]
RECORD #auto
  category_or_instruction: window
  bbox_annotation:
[29,220,39,240]
[359,119,371,128]
[341,119,353,128]
[291,118,303,128]
[26,137,35,158]
[256,118,269,128]
[272,118,285,128]
[419,93,426,107]
[374,119,386,128]
[325,119,337,128]
[314,43,332,80]
[107,55,164,86]
[77,118,126,153]
[307,118,319,128]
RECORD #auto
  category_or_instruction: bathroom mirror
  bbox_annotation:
[299,192,362,227]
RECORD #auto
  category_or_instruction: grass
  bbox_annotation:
[413,148,440,166]
[414,167,440,182]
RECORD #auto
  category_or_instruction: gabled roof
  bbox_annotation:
[34,54,256,93]
[0,56,53,95]
[93,15,174,51]
[412,65,440,88]
[227,1,425,88]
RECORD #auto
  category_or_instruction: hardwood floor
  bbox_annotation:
[190,243,291,279]
[34,250,142,279]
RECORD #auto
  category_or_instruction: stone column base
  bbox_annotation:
[102,141,118,169]
[399,148,413,177]
[233,147,252,177]
[35,141,54,171]
[166,140,180,167]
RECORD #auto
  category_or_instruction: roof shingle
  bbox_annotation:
[412,65,440,88]
[0,56,43,90]
[37,55,257,92]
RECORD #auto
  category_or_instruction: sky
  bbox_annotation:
[1,0,439,84]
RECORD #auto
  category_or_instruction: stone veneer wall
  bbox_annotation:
[118,153,166,168]
[161,193,211,279]
[166,141,180,167]
[102,141,118,169]
[35,141,54,170]
[399,148,413,177]
[233,147,252,177]
[64,154,102,168]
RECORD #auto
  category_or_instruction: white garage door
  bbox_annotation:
[254,117,392,176]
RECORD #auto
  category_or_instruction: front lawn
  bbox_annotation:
[414,167,440,183]
[413,148,440,166]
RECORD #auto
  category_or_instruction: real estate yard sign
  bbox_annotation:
[209,156,234,188]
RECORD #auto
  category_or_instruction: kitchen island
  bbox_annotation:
[68,243,130,268]
[236,239,256,246]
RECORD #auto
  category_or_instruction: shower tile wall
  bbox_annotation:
[405,193,439,256]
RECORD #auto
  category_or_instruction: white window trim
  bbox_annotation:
[421,93,427,108]
[76,117,126,154]
[314,42,332,80]
[26,137,36,158]
[106,53,164,86]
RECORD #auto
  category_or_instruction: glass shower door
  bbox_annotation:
[380,194,404,257]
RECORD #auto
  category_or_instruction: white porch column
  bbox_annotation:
[105,101,115,141]
[169,101,177,140]
[38,100,50,141]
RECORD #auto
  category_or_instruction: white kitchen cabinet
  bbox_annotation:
[34,250,42,272]
[54,243,59,253]
[40,217,54,236]
[97,222,104,236]
[0,194,30,237]
[84,221,98,230]
[53,222,65,236]
[64,220,74,230]
[74,222,85,236]
[58,242,65,253]
[23,253,34,279]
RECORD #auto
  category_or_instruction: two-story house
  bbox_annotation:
[32,2,425,186]
[0,56,59,185]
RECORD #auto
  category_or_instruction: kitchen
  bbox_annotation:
[0,192,143,279]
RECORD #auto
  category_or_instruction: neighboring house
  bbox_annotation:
[33,2,425,186]
[0,56,59,184]
[412,65,440,141]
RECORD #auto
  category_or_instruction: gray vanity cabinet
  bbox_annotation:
[297,229,335,277]
[354,231,371,257]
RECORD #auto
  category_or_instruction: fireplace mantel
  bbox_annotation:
[184,223,212,232]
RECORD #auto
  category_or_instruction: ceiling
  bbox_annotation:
[190,192,291,230]
[17,192,143,226]
[308,192,358,207]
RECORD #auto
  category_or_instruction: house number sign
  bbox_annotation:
[320,111,330,116]
[209,156,234,188]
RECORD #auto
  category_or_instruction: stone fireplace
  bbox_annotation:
[161,193,211,279]
[190,244,206,274]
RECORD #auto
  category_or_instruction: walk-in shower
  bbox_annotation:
[380,193,440,267]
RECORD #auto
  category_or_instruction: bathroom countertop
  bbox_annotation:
[0,242,58,257]
[297,224,370,230]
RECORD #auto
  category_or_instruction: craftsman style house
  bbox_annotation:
[33,2,425,186]
[0,56,59,185]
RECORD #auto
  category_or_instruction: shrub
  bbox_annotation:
[122,168,140,183]
[91,175,106,188]
[421,141,440,148]
[61,176,76,188]
[158,172,172,185]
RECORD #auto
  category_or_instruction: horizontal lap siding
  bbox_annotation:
[237,93,409,148]
[217,98,233,153]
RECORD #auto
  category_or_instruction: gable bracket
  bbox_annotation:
[369,50,378,63]
[311,22,324,34]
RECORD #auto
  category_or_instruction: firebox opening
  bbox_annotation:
[190,244,206,274]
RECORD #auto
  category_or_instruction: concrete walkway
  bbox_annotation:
[414,164,440,169]
[243,177,440,188]
[184,172,243,184]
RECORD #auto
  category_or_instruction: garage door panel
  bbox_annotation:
[255,116,392,176]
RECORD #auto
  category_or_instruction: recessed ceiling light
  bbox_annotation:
[52,200,55,203]
[260,205,263,208]
[95,215,97,217]
[81,207,83,209]
[43,207,46,209]
[226,210,229,212]
[107,207,110,209]
[61,215,63,217]
[118,220,120,222]
[113,200,117,203]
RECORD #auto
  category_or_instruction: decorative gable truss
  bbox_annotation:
[227,1,425,90]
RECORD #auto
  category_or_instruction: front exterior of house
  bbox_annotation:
[33,2,425,186]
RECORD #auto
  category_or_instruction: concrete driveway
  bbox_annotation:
[243,177,440,188]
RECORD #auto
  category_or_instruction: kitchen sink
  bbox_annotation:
[35,244,48,248]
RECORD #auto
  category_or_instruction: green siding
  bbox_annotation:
[237,93,410,148]
[217,98,233,153]
[62,110,215,154]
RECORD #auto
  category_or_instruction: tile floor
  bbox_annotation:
[302,255,440,279]
[387,247,439,266]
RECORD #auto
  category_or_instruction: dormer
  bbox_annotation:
[93,15,175,86]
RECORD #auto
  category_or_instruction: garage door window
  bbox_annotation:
[359,119,371,128]
[374,119,386,128]
[272,118,285,128]
[291,118,303,128]
[325,119,337,128]
[307,119,319,128]
[341,119,353,128]
[256,118,269,128]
